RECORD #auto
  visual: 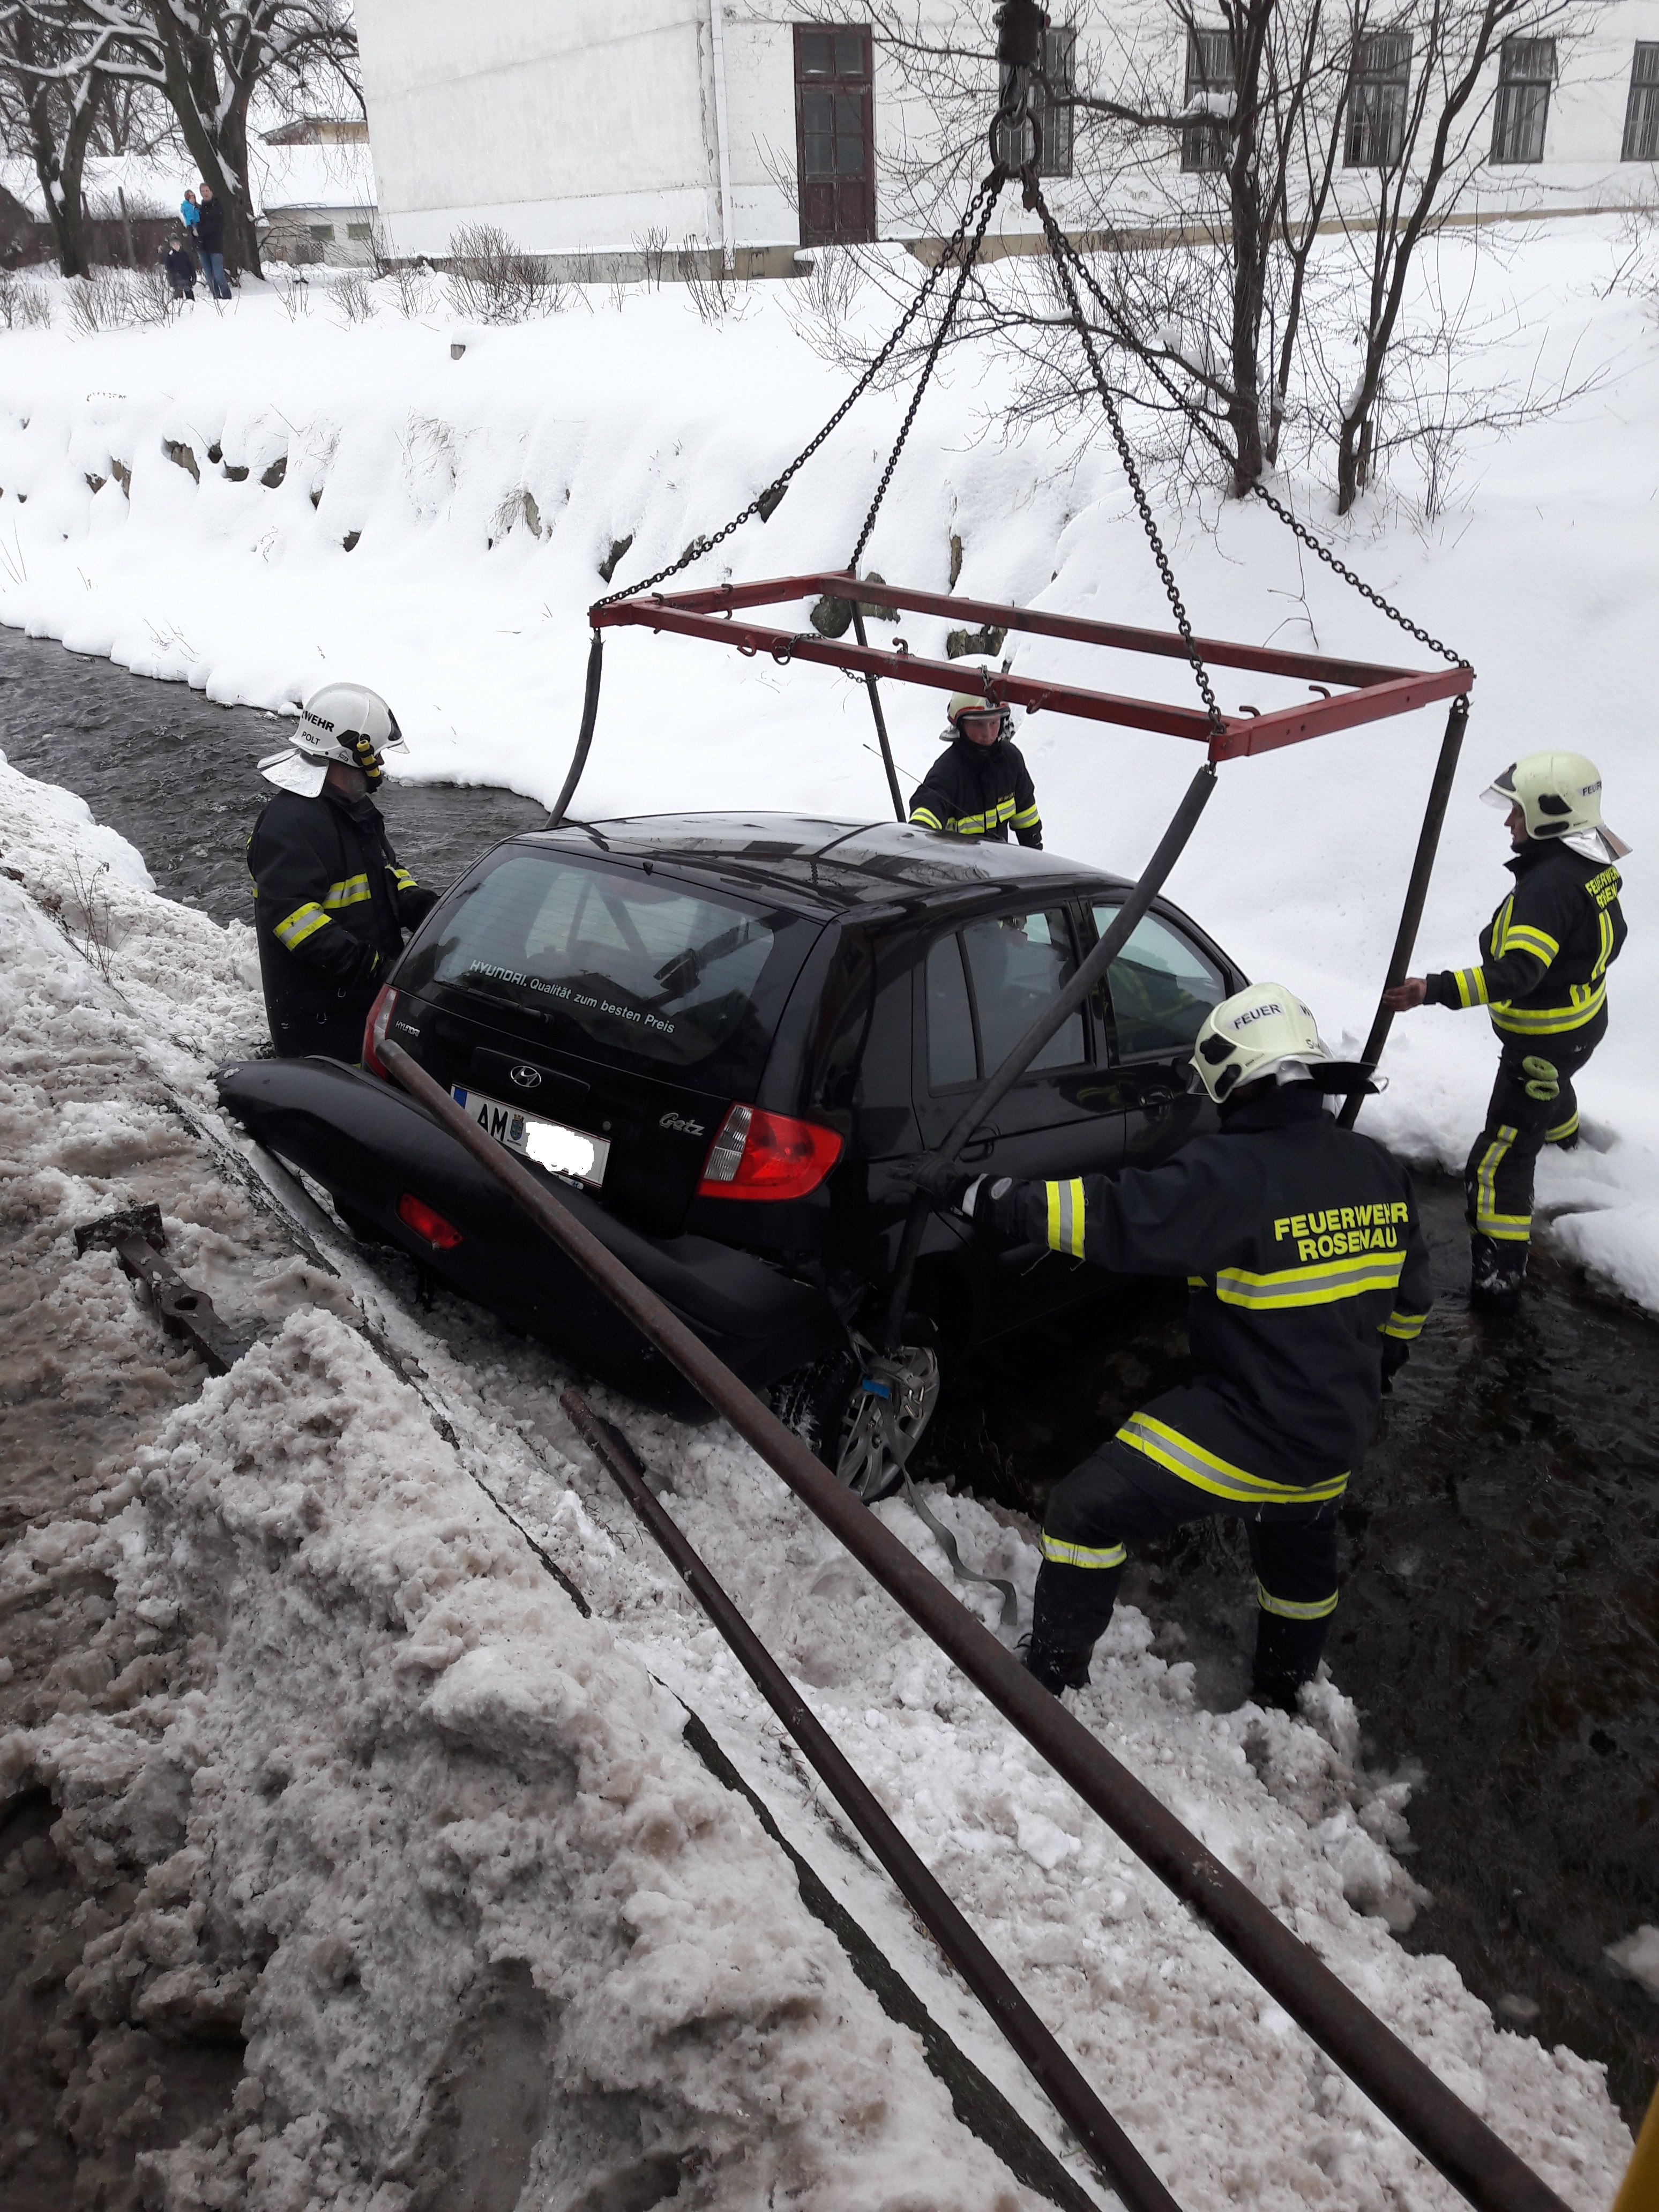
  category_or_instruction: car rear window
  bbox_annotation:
[412,848,819,1085]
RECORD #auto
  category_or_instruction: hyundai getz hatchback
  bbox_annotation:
[218,814,1244,1493]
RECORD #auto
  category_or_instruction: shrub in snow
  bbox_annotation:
[445,224,570,325]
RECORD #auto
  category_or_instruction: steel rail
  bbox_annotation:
[1340,694,1472,1130]
[564,1387,1182,2212]
[594,570,1442,689]
[380,1035,1571,2212]
[593,593,1472,760]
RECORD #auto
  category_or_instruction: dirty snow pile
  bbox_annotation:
[0,759,1636,2207]
[0,222,1654,1306]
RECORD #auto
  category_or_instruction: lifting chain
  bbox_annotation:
[848,174,1004,574]
[1030,180,1229,747]
[1051,227,1469,674]
[592,171,1007,615]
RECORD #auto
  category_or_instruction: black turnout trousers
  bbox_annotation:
[1464,1008,1605,1249]
[1033,1437,1341,1686]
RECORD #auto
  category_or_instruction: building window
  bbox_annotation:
[996,24,1077,180]
[1345,33,1413,168]
[1182,28,1232,174]
[794,24,875,246]
[346,221,372,242]
[1623,43,1659,161]
[308,222,336,244]
[1491,37,1553,164]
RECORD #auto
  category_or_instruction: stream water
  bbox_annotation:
[3,627,1655,2132]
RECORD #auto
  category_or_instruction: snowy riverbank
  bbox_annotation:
[0,224,1654,1309]
[0,756,1636,2206]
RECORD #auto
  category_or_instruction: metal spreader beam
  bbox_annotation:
[591,572,1474,763]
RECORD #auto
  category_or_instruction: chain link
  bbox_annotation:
[591,174,1006,616]
[1056,237,1469,675]
[848,175,1004,574]
[1031,182,1228,745]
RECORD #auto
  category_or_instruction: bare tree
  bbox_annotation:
[0,0,358,280]
[0,2,147,274]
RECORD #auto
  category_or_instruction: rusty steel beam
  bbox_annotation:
[592,582,1473,760]
[565,1389,1182,2212]
[379,1037,1567,2212]
[74,1204,252,1376]
[593,570,1418,689]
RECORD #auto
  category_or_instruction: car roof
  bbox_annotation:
[522,813,1131,920]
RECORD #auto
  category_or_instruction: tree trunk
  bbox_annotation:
[5,18,89,279]
[147,9,260,281]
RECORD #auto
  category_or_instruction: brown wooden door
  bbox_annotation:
[794,24,875,245]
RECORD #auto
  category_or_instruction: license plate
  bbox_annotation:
[451,1086,610,1189]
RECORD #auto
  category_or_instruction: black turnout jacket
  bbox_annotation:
[1424,838,1625,1041]
[983,1085,1432,1501]
[248,788,437,1056]
[909,734,1042,846]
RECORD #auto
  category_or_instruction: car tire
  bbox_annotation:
[774,1328,941,1505]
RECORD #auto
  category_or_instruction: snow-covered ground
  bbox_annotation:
[0,753,1638,2205]
[0,224,1653,1307]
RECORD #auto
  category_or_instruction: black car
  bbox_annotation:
[218,814,1244,1494]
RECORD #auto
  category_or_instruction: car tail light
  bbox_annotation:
[697,1104,842,1201]
[397,1192,463,1250]
[362,984,399,1079]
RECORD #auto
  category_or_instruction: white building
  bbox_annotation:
[253,119,379,267]
[355,2,1659,273]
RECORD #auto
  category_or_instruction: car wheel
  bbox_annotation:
[774,1332,941,1505]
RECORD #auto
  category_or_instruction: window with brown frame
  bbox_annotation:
[1621,43,1659,161]
[1182,28,1232,174]
[1491,36,1555,165]
[795,25,876,246]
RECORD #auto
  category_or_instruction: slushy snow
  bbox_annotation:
[0,753,1635,2205]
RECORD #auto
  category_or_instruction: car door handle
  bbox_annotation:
[959,1132,998,1162]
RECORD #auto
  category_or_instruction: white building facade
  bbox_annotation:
[355,1,1659,272]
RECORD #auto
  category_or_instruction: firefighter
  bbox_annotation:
[909,691,1042,847]
[249,683,439,1060]
[909,983,1432,1708]
[1382,751,1628,1307]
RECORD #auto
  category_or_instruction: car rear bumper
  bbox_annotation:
[215,1058,843,1408]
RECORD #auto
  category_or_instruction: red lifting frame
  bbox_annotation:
[592,572,1474,763]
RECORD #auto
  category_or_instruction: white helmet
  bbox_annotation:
[259,682,407,796]
[1190,981,1376,1104]
[1481,751,1629,865]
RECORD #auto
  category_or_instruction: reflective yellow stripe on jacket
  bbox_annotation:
[910,806,944,831]
[1214,1249,1406,1311]
[273,901,330,951]
[1380,1306,1427,1341]
[1011,802,1041,831]
[323,873,371,910]
[1256,1580,1338,1620]
[1490,978,1606,1036]
[1040,1533,1127,1571]
[1044,1178,1087,1259]
[1116,1412,1348,1504]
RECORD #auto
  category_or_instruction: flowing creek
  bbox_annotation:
[3,627,1655,2131]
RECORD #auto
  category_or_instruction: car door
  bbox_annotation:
[913,902,1127,1335]
[1087,901,1232,1169]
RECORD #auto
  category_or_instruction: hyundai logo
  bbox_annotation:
[508,1064,542,1090]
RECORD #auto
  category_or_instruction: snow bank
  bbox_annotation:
[0,756,1634,2206]
[0,227,1653,1304]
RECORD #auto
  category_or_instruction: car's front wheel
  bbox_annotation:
[774,1331,941,1504]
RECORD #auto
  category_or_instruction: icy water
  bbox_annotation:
[0,629,547,922]
[5,629,1656,2130]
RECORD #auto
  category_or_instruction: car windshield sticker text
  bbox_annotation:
[464,962,678,1038]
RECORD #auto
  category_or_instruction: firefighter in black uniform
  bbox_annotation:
[248,683,439,1060]
[909,692,1042,847]
[1383,751,1628,1307]
[911,983,1432,1708]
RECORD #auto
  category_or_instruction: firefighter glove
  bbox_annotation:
[1380,1336,1411,1394]
[1521,1055,1560,1103]
[902,1153,973,1209]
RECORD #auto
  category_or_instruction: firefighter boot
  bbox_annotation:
[1251,1612,1328,1714]
[1019,1630,1094,1695]
[1469,1231,1527,1310]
